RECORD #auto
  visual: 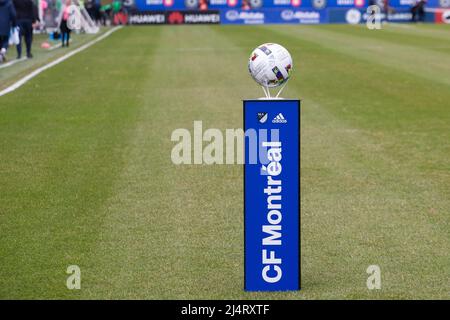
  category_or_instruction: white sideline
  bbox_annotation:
[0,26,122,97]
[48,43,62,50]
[0,57,26,69]
[48,39,73,51]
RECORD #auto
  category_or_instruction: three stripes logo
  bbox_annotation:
[272,113,287,124]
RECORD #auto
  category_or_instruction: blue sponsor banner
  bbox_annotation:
[273,8,328,23]
[328,7,435,23]
[133,0,443,23]
[221,9,266,23]
[221,8,327,24]
[244,99,300,291]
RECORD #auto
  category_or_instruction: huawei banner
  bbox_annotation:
[129,10,221,24]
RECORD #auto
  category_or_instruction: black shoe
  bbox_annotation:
[27,53,33,59]
[16,55,21,60]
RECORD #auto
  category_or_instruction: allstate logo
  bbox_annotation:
[346,8,361,24]
[312,0,326,9]
[440,0,450,8]
[281,10,295,21]
[226,10,239,21]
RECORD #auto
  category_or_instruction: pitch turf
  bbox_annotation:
[0,24,449,299]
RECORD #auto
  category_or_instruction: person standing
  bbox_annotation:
[418,0,426,22]
[13,0,39,59]
[0,0,17,62]
[411,0,427,22]
[85,0,95,21]
[60,0,72,47]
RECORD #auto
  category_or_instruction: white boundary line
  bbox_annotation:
[0,40,71,70]
[0,57,27,69]
[48,43,62,50]
[48,39,73,51]
[0,26,122,97]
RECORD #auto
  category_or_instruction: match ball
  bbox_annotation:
[248,43,293,88]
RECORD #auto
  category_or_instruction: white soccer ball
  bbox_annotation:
[248,43,293,88]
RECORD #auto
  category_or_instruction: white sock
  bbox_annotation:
[0,48,6,54]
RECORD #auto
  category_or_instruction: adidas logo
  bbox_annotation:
[272,113,287,123]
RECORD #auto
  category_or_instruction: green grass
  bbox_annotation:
[0,24,449,299]
[0,30,109,90]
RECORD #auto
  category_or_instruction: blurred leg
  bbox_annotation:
[24,21,33,57]
[0,35,7,62]
[16,21,24,58]
[0,35,8,51]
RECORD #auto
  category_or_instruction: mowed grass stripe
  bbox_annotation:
[317,24,450,55]
[262,25,450,87]
[260,24,450,179]
[0,27,155,298]
[0,29,111,91]
[80,25,250,299]
[387,23,450,42]
[383,24,450,43]
[214,25,449,298]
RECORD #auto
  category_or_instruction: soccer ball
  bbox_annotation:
[248,43,293,88]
